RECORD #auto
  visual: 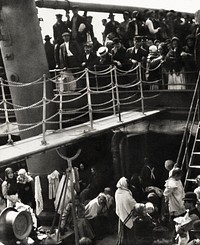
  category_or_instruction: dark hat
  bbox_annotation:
[186,34,195,40]
[44,35,51,40]
[97,46,108,57]
[191,219,200,232]
[134,36,142,42]
[56,14,62,17]
[123,11,129,16]
[183,192,197,202]
[62,31,71,37]
[84,41,93,47]
[113,37,120,44]
[108,12,115,18]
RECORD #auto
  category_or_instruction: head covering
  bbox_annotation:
[97,46,108,57]
[196,175,200,183]
[149,45,157,54]
[183,192,197,202]
[171,36,180,42]
[115,177,137,229]
[191,219,200,232]
[44,35,51,41]
[62,32,71,37]
[186,34,195,41]
[4,167,13,180]
[71,5,79,10]
[108,12,115,19]
[134,36,142,42]
[116,177,128,189]
[56,14,62,17]
[112,37,120,44]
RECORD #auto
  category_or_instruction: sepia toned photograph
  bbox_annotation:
[0,0,199,244]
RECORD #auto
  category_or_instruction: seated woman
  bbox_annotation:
[85,193,109,240]
[60,195,94,241]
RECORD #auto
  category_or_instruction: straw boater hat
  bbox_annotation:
[97,46,108,57]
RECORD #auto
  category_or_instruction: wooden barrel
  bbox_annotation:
[0,207,33,241]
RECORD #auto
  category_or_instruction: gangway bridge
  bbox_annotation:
[0,64,197,168]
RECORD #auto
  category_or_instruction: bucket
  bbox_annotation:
[0,207,33,241]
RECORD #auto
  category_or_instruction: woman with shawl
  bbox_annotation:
[2,167,19,207]
[115,177,137,245]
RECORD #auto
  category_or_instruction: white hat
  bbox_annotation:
[97,46,108,57]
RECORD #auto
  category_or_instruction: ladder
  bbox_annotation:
[184,121,200,190]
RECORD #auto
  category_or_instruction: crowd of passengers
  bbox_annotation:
[3,159,200,245]
[43,6,200,90]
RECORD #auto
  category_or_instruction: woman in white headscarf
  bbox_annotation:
[115,177,137,245]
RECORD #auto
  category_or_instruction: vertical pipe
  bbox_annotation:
[42,74,47,145]
[111,66,116,116]
[139,63,144,114]
[114,67,121,122]
[85,68,93,130]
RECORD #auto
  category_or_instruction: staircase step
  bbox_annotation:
[186,178,196,182]
[189,165,200,169]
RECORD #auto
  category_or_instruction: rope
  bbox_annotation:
[143,93,160,100]
[0,99,43,112]
[4,121,43,135]
[61,111,89,123]
[119,93,138,101]
[142,79,162,84]
[118,81,141,89]
[3,76,43,87]
[92,98,113,107]
[62,104,88,113]
[60,91,87,103]
[116,64,139,74]
[89,86,114,94]
[120,97,142,106]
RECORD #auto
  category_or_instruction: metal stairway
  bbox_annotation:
[176,72,200,191]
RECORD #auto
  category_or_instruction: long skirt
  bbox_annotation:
[168,72,186,90]
[117,219,135,245]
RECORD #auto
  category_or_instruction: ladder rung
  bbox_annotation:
[189,165,200,169]
[186,179,196,182]
[196,140,200,141]
[192,152,200,154]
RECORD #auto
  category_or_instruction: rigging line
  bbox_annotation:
[88,67,115,76]
[4,121,43,135]
[60,91,87,104]
[0,99,43,111]
[92,99,113,107]
[119,93,139,101]
[45,111,60,122]
[88,66,113,74]
[89,86,114,94]
[116,64,139,73]
[143,94,160,100]
[118,81,141,88]
[143,61,163,71]
[90,82,113,91]
[4,76,43,87]
[120,97,142,105]
[62,104,88,113]
[61,111,89,123]
[92,105,114,112]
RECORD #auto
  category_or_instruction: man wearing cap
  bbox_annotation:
[118,12,130,48]
[59,31,81,69]
[111,37,127,68]
[104,13,120,38]
[81,42,99,68]
[176,192,200,241]
[53,13,70,68]
[44,35,56,70]
[69,5,90,46]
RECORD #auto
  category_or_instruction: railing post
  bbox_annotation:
[59,73,63,130]
[111,66,116,116]
[139,62,145,114]
[41,74,47,145]
[114,66,121,122]
[0,78,13,144]
[85,68,93,130]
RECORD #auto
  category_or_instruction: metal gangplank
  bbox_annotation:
[0,64,166,167]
